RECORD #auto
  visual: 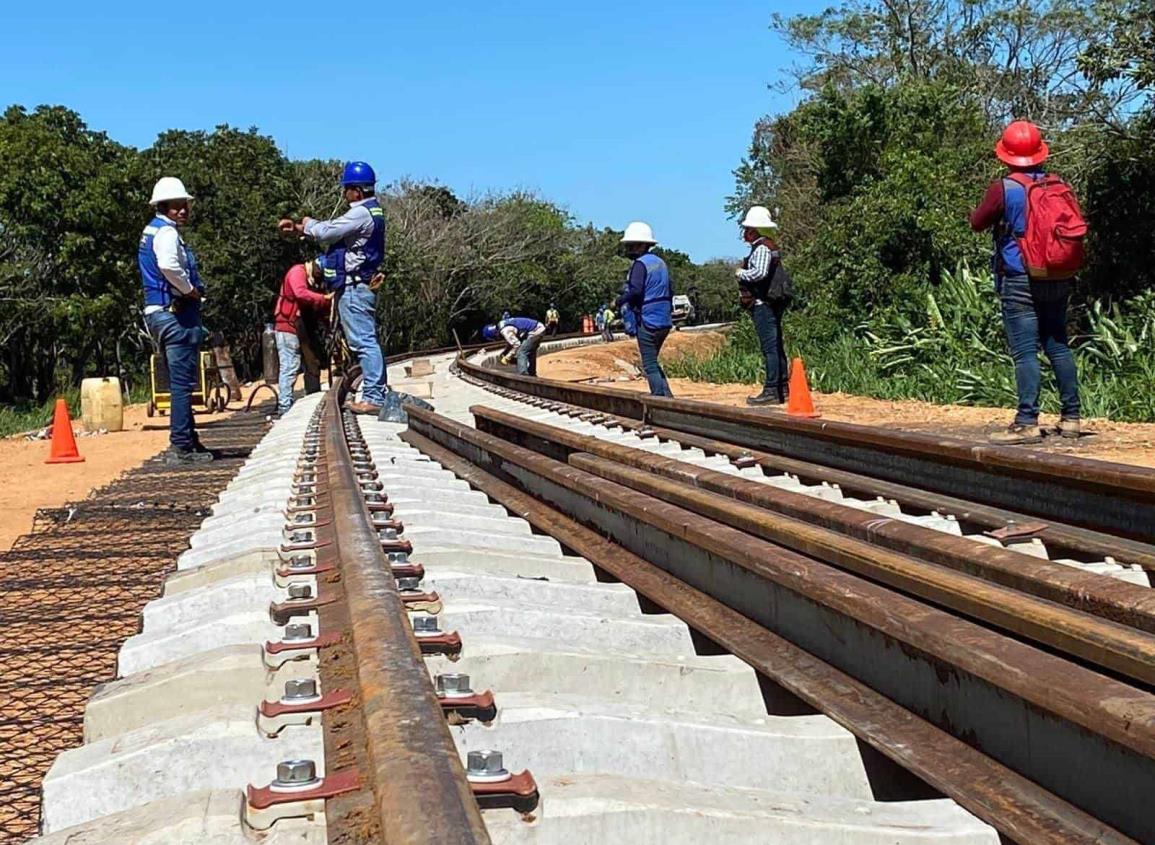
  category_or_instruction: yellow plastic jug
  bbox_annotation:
[80,377,124,432]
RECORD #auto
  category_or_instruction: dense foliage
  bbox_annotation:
[695,0,1155,420]
[0,106,736,411]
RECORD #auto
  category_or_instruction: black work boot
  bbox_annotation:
[164,446,214,465]
[746,388,783,407]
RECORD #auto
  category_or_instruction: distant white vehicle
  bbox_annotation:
[671,294,695,325]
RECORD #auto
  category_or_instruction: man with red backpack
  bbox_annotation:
[970,120,1087,445]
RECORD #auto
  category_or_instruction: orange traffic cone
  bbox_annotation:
[786,358,820,418]
[45,398,85,464]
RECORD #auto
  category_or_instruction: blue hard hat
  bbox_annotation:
[481,324,499,341]
[340,161,376,187]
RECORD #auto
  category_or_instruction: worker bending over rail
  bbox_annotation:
[273,259,331,417]
[483,316,546,376]
[279,161,387,415]
[139,177,212,465]
[616,222,674,397]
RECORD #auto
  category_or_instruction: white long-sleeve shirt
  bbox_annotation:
[143,225,195,315]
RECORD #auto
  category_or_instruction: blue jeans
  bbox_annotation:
[338,284,387,405]
[275,331,300,415]
[999,275,1080,425]
[637,323,673,397]
[752,301,788,398]
[518,332,542,376]
[146,307,203,451]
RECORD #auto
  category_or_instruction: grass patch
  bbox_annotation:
[0,383,151,438]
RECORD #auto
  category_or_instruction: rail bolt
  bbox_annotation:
[379,527,398,541]
[435,673,473,698]
[282,622,314,643]
[271,759,320,792]
[388,551,409,564]
[282,678,320,703]
[287,556,313,571]
[287,583,313,601]
[466,750,511,783]
[291,513,312,525]
[412,615,441,637]
[397,576,422,592]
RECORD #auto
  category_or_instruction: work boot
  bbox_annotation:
[164,446,214,465]
[746,388,783,407]
[346,400,382,415]
[989,423,1044,445]
[1057,418,1082,439]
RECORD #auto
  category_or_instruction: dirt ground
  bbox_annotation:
[0,401,234,552]
[539,330,1155,469]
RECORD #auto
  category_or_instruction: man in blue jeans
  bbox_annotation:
[482,316,546,376]
[279,161,387,415]
[970,121,1081,444]
[616,221,674,397]
[139,177,212,465]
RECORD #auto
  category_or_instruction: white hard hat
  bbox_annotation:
[740,206,777,229]
[150,177,193,205]
[620,221,657,244]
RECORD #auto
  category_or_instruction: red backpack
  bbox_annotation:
[1006,172,1088,279]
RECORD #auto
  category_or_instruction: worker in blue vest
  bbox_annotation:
[279,161,387,415]
[482,316,546,376]
[139,177,212,465]
[615,221,674,397]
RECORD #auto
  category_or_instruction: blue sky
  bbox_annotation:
[1,2,806,261]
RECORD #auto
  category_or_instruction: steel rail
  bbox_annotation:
[456,355,1155,541]
[405,405,1155,844]
[317,380,490,844]
[397,423,1139,845]
[470,405,1155,640]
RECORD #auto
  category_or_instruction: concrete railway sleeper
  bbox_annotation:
[405,405,1155,844]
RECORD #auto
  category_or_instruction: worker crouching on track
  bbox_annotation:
[273,259,331,418]
[735,206,791,406]
[970,121,1085,445]
[139,177,212,465]
[279,161,387,415]
[483,317,546,376]
[616,222,674,397]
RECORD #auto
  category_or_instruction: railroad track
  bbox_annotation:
[25,333,1155,844]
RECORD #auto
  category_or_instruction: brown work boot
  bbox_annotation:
[989,423,1044,445]
[1057,418,1082,439]
[346,400,382,415]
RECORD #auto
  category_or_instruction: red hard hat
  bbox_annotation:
[995,120,1049,167]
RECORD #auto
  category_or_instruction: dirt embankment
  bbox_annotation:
[538,330,1155,468]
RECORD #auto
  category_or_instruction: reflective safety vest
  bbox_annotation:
[499,317,544,339]
[321,198,386,291]
[138,216,203,308]
[634,252,672,330]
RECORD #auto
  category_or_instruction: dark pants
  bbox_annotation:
[146,307,203,451]
[518,332,542,376]
[999,275,1080,425]
[637,322,673,397]
[546,321,559,336]
[752,301,788,399]
[298,313,325,395]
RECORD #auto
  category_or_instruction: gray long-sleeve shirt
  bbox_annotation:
[303,198,380,278]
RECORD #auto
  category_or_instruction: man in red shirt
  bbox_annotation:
[274,259,331,416]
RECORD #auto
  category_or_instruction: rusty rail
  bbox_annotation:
[456,355,1155,541]
[405,404,1155,844]
[316,381,490,844]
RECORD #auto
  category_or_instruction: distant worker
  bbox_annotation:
[279,161,386,415]
[735,206,790,406]
[602,303,616,342]
[594,305,606,334]
[970,120,1086,445]
[616,222,673,397]
[545,302,560,335]
[273,258,331,418]
[483,316,546,376]
[139,177,211,465]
